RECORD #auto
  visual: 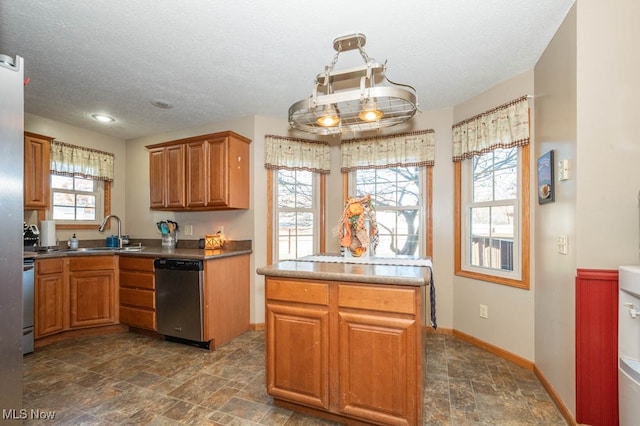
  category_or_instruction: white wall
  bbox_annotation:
[576,0,640,268]
[411,108,456,330]
[24,113,127,243]
[534,4,577,415]
[451,71,537,361]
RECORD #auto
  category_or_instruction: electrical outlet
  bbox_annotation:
[480,304,488,319]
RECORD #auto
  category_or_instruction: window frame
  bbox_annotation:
[454,144,530,289]
[267,170,326,264]
[344,166,433,258]
[48,175,112,231]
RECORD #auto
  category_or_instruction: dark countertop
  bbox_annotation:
[25,242,252,261]
[257,256,432,287]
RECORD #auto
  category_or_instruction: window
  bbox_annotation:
[455,145,530,288]
[51,175,102,221]
[452,95,530,289]
[350,166,428,257]
[466,147,518,273]
[273,169,320,260]
[48,140,114,230]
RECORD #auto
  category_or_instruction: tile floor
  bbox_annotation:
[22,331,567,425]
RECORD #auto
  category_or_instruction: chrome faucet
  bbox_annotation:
[98,214,122,249]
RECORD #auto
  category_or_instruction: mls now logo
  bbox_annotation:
[2,409,56,420]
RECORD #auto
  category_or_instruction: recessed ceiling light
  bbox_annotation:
[150,99,173,109]
[91,113,116,123]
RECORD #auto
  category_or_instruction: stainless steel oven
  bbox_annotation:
[23,258,34,355]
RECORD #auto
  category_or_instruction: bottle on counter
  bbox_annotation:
[69,233,79,249]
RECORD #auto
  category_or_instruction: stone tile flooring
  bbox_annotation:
[22,331,567,425]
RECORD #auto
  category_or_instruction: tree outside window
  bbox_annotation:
[275,169,317,260]
[469,147,518,272]
[353,166,424,257]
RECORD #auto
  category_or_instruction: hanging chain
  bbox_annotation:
[357,38,372,64]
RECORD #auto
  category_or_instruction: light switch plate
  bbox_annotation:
[558,159,570,181]
[558,235,568,255]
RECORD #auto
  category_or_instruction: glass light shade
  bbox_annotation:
[359,99,384,122]
[316,105,340,127]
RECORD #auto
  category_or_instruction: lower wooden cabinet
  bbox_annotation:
[266,279,330,410]
[35,256,118,340]
[35,258,65,338]
[265,277,424,426]
[119,256,156,330]
[202,254,251,347]
[68,256,118,328]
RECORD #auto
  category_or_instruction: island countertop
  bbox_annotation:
[256,255,432,287]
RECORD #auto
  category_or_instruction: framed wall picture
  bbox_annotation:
[537,150,555,204]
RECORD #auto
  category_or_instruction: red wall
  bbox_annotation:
[576,268,619,426]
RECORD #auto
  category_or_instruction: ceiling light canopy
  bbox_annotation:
[289,33,419,136]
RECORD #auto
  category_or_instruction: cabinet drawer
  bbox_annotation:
[120,270,155,290]
[120,287,155,309]
[266,278,328,305]
[338,284,417,315]
[119,256,155,272]
[36,258,64,275]
[120,306,156,330]
[69,255,116,271]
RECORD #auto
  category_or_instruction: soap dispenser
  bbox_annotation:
[69,233,79,249]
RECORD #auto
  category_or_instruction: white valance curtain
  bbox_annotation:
[340,129,435,172]
[264,135,331,174]
[452,95,530,162]
[50,141,115,182]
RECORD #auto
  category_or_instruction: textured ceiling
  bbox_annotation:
[1,0,574,140]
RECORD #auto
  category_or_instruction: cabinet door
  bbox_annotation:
[206,137,229,207]
[165,144,185,208]
[34,273,64,338]
[149,145,185,209]
[149,147,167,209]
[226,135,250,209]
[266,302,330,410]
[186,140,207,208]
[24,133,52,209]
[337,284,420,425]
[338,312,418,425]
[69,270,116,328]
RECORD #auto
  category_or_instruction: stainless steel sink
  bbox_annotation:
[118,246,145,252]
[62,246,145,253]
[63,247,114,252]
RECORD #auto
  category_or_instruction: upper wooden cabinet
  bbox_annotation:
[147,131,251,211]
[24,132,53,209]
[149,144,186,209]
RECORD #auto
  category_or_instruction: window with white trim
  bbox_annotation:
[350,166,426,257]
[462,147,520,278]
[453,95,530,289]
[50,174,104,224]
[273,169,319,260]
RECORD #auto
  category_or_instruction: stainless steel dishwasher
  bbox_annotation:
[154,258,207,347]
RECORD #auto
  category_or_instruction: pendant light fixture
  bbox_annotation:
[288,33,419,135]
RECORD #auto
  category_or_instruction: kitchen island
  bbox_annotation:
[257,256,431,426]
